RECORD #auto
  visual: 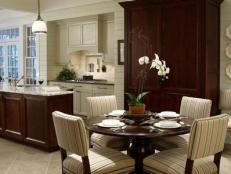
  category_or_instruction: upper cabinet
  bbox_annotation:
[102,20,114,64]
[56,14,115,65]
[67,18,103,53]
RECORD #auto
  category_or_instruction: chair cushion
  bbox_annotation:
[144,148,217,174]
[91,133,129,150]
[153,134,189,150]
[63,147,134,174]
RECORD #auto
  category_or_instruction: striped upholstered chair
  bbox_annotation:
[52,111,134,174]
[144,114,229,174]
[153,96,212,150]
[86,95,129,150]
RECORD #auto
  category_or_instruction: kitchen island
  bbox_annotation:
[0,85,73,151]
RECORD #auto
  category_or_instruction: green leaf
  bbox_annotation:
[137,91,149,103]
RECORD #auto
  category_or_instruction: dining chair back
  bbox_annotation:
[86,95,117,117]
[52,111,89,157]
[180,96,212,119]
[52,111,134,174]
[186,114,229,173]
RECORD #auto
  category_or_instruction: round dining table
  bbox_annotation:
[85,116,193,174]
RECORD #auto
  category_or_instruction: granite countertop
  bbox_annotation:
[49,80,115,85]
[0,85,73,96]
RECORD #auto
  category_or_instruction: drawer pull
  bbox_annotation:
[75,86,83,88]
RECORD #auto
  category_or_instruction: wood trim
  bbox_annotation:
[60,147,67,174]
[214,151,222,174]
[185,159,194,174]
[82,156,91,174]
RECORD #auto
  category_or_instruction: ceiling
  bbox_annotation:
[0,0,112,13]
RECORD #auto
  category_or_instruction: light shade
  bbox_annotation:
[32,19,47,34]
[219,89,231,109]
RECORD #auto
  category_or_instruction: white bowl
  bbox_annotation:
[102,119,120,126]
[158,120,178,127]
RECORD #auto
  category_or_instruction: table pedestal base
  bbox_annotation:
[127,138,155,174]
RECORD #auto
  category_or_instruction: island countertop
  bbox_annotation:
[0,85,73,96]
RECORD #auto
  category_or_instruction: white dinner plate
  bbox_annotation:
[97,122,125,128]
[154,122,181,129]
[157,111,180,118]
[108,110,125,116]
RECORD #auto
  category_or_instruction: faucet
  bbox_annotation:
[11,75,24,87]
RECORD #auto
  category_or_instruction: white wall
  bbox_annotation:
[221,0,231,143]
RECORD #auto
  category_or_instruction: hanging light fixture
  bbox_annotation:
[32,0,47,34]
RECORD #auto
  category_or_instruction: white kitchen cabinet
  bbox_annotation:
[82,22,97,46]
[67,20,102,53]
[93,85,114,96]
[102,21,114,64]
[73,83,114,115]
[68,24,81,47]
[73,84,93,115]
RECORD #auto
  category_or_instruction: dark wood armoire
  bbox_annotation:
[120,0,223,114]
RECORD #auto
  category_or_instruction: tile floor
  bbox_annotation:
[0,138,230,174]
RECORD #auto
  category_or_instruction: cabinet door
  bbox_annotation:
[82,22,97,46]
[103,21,114,64]
[68,24,81,47]
[80,91,93,114]
[2,94,23,140]
[73,89,81,114]
[24,96,46,145]
[58,24,68,64]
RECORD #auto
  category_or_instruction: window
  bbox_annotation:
[25,26,38,85]
[0,27,20,79]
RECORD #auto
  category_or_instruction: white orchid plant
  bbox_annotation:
[126,53,170,106]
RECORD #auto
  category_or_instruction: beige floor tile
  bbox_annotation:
[7,160,49,174]
[0,138,230,174]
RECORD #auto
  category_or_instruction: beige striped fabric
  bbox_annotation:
[52,111,88,157]
[144,148,217,174]
[180,96,212,119]
[63,147,134,174]
[91,133,128,150]
[187,114,229,160]
[86,95,128,150]
[153,96,212,150]
[219,89,231,109]
[144,114,229,174]
[86,95,117,118]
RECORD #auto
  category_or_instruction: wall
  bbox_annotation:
[221,0,231,143]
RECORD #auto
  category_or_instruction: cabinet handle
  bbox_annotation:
[75,86,83,88]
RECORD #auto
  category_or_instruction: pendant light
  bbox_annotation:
[32,0,47,34]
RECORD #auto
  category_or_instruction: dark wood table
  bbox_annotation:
[85,116,193,174]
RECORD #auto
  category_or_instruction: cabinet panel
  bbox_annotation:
[24,96,46,145]
[93,85,114,96]
[82,22,97,45]
[68,24,81,47]
[74,90,81,114]
[3,94,23,140]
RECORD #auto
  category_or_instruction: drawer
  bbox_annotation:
[93,85,114,96]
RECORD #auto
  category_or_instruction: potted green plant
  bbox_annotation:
[126,54,170,114]
[57,66,76,81]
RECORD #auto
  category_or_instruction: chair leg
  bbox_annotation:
[82,156,91,174]
[185,159,194,174]
[60,148,67,174]
[214,151,222,174]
